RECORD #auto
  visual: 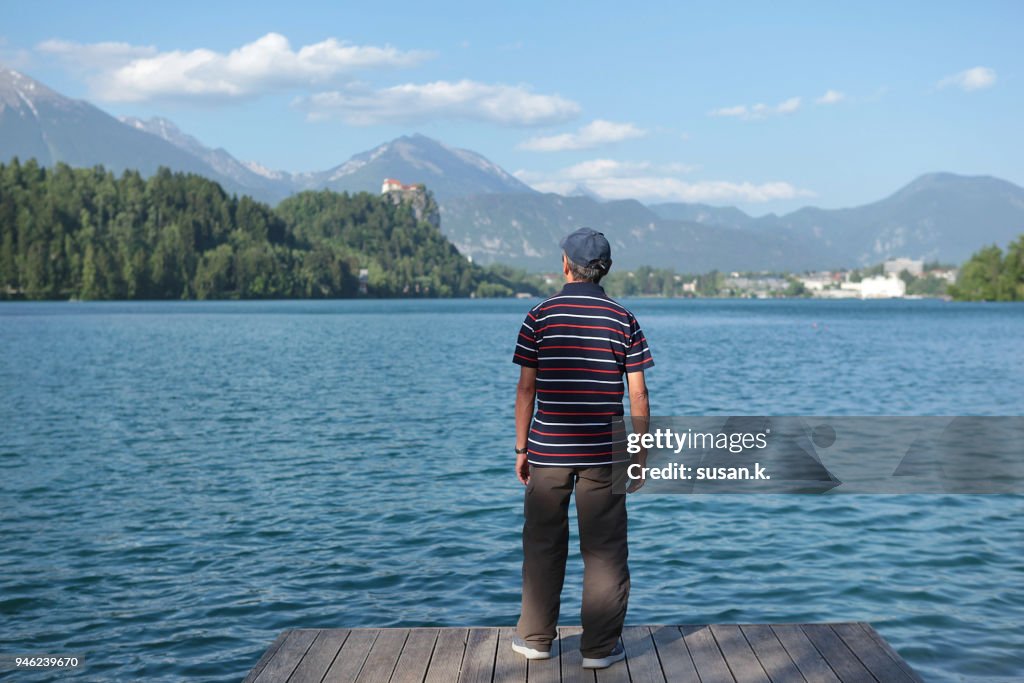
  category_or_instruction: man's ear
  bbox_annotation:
[562,254,570,275]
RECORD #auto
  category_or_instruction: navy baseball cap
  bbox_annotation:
[560,227,612,271]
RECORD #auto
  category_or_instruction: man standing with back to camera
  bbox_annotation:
[510,227,653,670]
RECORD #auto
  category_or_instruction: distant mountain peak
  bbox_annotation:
[0,67,48,91]
[886,172,1018,205]
[568,183,602,200]
[910,171,1008,189]
[312,132,535,199]
[0,67,63,113]
[241,160,287,180]
[120,115,201,152]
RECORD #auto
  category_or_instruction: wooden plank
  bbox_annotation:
[739,625,806,683]
[527,628,561,683]
[492,628,527,683]
[799,624,875,683]
[770,625,840,683]
[288,629,349,683]
[458,627,498,683]
[243,630,290,683]
[650,625,699,683]
[424,628,468,683]
[594,637,629,683]
[321,629,379,683]
[711,625,769,683]
[621,626,664,683]
[243,623,919,683]
[389,628,439,683]
[833,623,914,683]
[354,628,408,683]
[559,626,596,683]
[860,624,925,683]
[682,625,734,683]
[253,629,319,683]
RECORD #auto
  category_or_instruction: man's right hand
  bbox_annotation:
[516,451,530,485]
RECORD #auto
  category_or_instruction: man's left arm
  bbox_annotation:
[515,366,537,485]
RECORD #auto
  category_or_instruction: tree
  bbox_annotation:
[784,278,808,298]
[999,235,1024,301]
[949,244,1006,301]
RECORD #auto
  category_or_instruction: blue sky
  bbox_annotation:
[3,0,1020,214]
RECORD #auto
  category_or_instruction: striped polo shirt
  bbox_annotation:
[513,281,654,467]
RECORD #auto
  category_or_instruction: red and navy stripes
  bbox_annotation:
[513,281,654,466]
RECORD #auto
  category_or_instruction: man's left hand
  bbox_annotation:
[626,450,647,493]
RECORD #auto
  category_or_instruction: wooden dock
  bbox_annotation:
[242,623,923,683]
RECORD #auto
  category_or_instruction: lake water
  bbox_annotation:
[1,298,1022,682]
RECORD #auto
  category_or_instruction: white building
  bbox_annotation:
[859,275,907,298]
[799,277,830,291]
[817,287,860,299]
[884,258,924,277]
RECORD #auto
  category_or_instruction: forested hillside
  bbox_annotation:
[0,159,537,300]
[948,236,1024,301]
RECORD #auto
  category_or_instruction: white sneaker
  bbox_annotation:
[511,635,552,660]
[581,643,625,669]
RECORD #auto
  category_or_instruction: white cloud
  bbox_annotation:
[516,160,811,204]
[937,66,996,92]
[556,159,697,180]
[816,89,845,105]
[297,80,580,126]
[709,96,801,120]
[775,96,801,114]
[37,39,157,70]
[37,32,432,102]
[518,119,646,151]
[709,104,748,118]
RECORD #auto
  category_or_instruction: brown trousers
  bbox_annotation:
[516,464,629,658]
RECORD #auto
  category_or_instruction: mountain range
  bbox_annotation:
[3,66,1023,271]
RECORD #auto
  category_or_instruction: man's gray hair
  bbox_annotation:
[565,252,608,284]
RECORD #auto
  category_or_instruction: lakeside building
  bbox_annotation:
[724,276,787,298]
[884,257,924,277]
[798,271,844,292]
[859,274,908,298]
[817,286,861,299]
[930,268,959,283]
[803,272,907,299]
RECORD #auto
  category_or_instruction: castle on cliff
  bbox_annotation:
[379,178,438,228]
[381,178,424,194]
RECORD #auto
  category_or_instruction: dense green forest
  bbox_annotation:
[948,235,1024,301]
[0,159,539,300]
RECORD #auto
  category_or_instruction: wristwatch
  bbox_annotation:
[515,446,529,455]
